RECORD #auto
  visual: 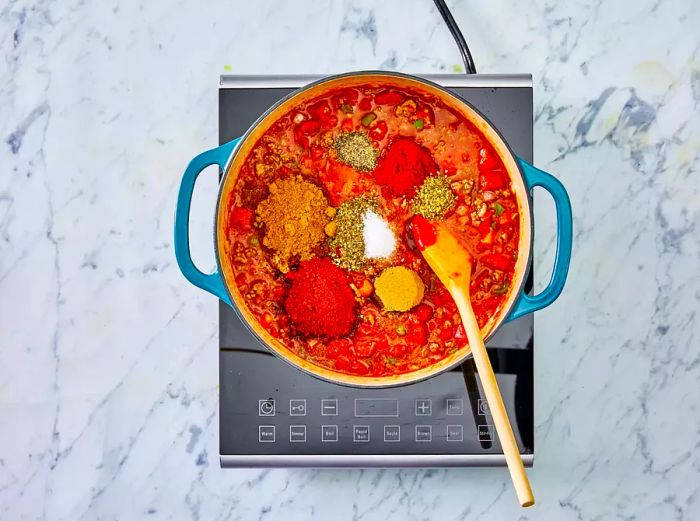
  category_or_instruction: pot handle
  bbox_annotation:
[507,158,572,321]
[174,138,241,306]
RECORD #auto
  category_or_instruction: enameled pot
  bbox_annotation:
[174,71,572,387]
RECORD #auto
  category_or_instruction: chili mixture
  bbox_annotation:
[225,83,520,377]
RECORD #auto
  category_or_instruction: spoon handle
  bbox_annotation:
[452,287,535,508]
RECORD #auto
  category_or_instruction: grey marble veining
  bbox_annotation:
[1,0,699,519]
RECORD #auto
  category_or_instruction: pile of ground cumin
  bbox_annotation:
[255,176,331,272]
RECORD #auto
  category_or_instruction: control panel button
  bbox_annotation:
[353,425,370,442]
[321,425,338,442]
[258,399,275,416]
[446,399,464,415]
[415,425,432,442]
[477,399,490,416]
[415,399,432,416]
[447,425,463,442]
[289,399,307,416]
[258,425,275,442]
[384,425,400,442]
[289,425,306,442]
[321,399,338,416]
[478,425,494,441]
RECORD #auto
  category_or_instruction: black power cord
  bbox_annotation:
[433,0,477,74]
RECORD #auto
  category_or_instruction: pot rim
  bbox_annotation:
[214,70,533,388]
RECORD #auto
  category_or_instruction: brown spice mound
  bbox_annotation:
[255,176,330,272]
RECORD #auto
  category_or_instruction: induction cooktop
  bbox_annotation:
[218,74,534,467]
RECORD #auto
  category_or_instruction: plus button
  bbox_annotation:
[415,399,432,416]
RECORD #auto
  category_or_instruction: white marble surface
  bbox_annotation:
[1,0,699,519]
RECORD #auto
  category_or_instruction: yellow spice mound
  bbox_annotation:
[374,266,425,312]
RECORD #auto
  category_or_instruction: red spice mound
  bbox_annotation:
[374,137,439,197]
[284,257,357,338]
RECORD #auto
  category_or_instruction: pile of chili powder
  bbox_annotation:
[374,137,439,197]
[284,257,357,338]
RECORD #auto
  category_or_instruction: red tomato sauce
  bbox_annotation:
[225,84,520,377]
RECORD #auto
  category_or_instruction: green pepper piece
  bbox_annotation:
[340,103,354,114]
[492,282,510,295]
[413,118,424,130]
[493,202,505,216]
[361,112,377,126]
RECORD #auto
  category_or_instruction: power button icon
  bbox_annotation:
[258,399,275,416]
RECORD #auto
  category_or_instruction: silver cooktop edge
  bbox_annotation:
[219,73,533,89]
[220,453,534,468]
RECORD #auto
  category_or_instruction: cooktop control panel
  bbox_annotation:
[219,346,531,457]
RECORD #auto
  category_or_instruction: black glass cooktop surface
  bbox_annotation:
[218,74,533,467]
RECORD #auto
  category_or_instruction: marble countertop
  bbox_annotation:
[1,0,699,519]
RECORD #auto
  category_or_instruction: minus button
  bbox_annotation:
[321,399,338,416]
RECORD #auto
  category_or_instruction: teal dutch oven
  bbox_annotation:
[174,71,572,387]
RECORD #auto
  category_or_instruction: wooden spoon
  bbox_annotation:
[412,215,535,508]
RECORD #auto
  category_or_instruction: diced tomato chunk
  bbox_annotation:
[331,88,359,110]
[478,147,508,190]
[230,207,253,231]
[406,323,428,346]
[480,169,507,190]
[472,295,502,321]
[374,90,405,105]
[442,161,457,176]
[358,97,372,111]
[321,115,338,129]
[478,216,493,238]
[433,287,454,307]
[470,270,488,293]
[296,119,321,136]
[368,120,387,140]
[334,356,350,371]
[416,104,435,128]
[388,343,409,357]
[310,144,324,160]
[349,360,370,375]
[413,303,434,322]
[478,147,501,170]
[498,223,516,242]
[272,285,286,300]
[320,161,359,205]
[327,338,351,357]
[340,118,354,132]
[480,253,514,271]
[355,338,389,357]
[454,324,468,346]
[307,100,332,120]
[294,134,308,148]
[370,359,388,376]
[438,325,454,341]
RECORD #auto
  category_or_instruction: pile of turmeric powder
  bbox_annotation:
[374,266,425,312]
[255,176,332,272]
